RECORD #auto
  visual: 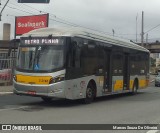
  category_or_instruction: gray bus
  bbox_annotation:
[13,27,150,103]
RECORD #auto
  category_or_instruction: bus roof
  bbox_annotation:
[22,27,149,52]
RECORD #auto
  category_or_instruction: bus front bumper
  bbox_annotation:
[13,81,66,99]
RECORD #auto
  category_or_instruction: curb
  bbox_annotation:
[0,85,13,95]
[0,92,13,95]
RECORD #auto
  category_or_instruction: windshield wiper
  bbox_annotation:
[29,52,33,68]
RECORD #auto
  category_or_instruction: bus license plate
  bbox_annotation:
[27,91,36,95]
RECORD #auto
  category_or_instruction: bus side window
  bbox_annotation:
[112,53,123,76]
[71,41,81,68]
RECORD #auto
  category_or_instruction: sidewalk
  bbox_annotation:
[0,85,13,95]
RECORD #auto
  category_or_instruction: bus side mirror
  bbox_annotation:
[70,41,81,68]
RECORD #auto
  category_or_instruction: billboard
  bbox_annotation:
[15,14,49,36]
[18,0,50,3]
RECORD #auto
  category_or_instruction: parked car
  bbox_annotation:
[155,75,160,87]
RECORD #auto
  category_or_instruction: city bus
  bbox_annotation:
[13,27,150,103]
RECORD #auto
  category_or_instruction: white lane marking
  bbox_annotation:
[0,92,13,95]
[146,123,160,133]
[0,106,29,112]
[147,130,159,133]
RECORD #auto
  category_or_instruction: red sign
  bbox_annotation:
[15,14,49,36]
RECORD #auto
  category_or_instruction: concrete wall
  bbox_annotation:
[3,23,11,40]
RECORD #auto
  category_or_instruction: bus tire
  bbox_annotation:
[41,97,52,102]
[132,80,138,94]
[83,84,95,104]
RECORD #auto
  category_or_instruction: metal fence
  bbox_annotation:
[0,49,17,85]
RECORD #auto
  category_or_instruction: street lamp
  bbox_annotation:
[141,11,144,47]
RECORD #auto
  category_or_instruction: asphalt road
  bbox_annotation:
[0,82,160,133]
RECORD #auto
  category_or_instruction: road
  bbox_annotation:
[0,82,160,133]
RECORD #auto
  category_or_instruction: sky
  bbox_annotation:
[0,0,160,42]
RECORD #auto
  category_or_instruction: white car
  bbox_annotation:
[155,75,160,87]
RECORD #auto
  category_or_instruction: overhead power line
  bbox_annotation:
[5,1,160,40]
[21,3,43,13]
[6,4,113,36]
[6,5,34,15]
[7,2,141,39]
[1,1,144,41]
[145,24,160,34]
[0,0,10,21]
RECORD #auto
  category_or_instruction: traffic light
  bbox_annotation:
[18,0,50,3]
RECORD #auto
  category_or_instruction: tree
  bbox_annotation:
[150,57,156,67]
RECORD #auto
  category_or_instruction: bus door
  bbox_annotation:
[123,53,130,90]
[104,51,112,92]
[112,53,124,92]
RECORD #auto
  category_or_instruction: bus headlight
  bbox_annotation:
[13,75,17,82]
[49,75,65,84]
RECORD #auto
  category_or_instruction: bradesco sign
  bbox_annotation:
[15,14,49,36]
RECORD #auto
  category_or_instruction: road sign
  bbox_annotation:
[18,0,50,3]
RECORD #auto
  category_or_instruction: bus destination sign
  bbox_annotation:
[24,39,59,45]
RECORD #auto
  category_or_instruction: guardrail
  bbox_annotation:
[0,50,16,85]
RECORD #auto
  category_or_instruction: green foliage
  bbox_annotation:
[150,57,156,67]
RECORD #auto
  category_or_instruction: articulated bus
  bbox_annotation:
[13,27,150,103]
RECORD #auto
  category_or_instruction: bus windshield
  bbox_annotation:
[16,37,65,72]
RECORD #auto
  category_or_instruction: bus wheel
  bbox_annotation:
[41,97,52,102]
[132,81,138,94]
[84,85,94,104]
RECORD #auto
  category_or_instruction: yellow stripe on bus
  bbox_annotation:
[130,79,148,89]
[139,79,147,88]
[114,80,123,91]
[16,74,52,85]
[112,79,148,91]
[130,80,134,90]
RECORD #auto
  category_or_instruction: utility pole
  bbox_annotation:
[136,13,138,42]
[112,29,115,37]
[146,33,148,44]
[0,0,10,21]
[141,11,144,47]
